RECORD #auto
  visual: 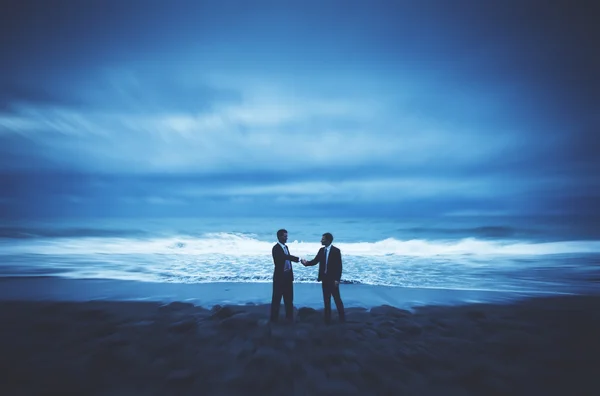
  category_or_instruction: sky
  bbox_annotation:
[1,0,598,218]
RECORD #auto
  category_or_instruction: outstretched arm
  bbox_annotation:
[272,245,299,265]
[303,250,321,267]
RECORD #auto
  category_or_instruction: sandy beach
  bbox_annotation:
[0,280,599,395]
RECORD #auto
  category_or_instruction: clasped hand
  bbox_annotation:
[298,259,338,286]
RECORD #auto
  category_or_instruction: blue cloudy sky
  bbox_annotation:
[1,0,598,218]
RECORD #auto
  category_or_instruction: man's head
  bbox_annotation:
[321,232,333,246]
[277,229,288,244]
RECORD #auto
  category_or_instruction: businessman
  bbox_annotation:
[271,229,300,323]
[302,232,345,324]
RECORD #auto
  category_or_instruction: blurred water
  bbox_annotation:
[0,216,599,294]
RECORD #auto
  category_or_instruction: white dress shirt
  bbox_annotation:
[278,242,292,271]
[323,245,331,273]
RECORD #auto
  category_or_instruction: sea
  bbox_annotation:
[1,215,599,296]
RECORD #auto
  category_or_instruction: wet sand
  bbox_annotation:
[1,294,599,395]
[0,276,553,309]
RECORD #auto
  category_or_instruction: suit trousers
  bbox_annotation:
[322,278,345,323]
[270,270,294,321]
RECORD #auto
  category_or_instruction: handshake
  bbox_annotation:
[300,258,308,266]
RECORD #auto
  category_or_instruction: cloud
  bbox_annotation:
[1,0,598,219]
[1,75,527,176]
[177,176,508,202]
[0,68,242,115]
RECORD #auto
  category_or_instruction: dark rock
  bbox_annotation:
[210,305,237,320]
[344,322,365,332]
[284,340,296,350]
[374,328,393,338]
[229,337,256,358]
[297,307,318,320]
[340,361,362,376]
[342,349,359,361]
[362,329,378,338]
[345,307,368,313]
[220,312,260,330]
[167,369,194,383]
[303,364,329,386]
[312,350,346,365]
[342,329,362,343]
[33,320,65,333]
[151,357,168,370]
[159,302,194,312]
[270,324,294,339]
[101,333,129,347]
[374,319,396,328]
[248,324,272,343]
[345,310,370,322]
[131,320,154,327]
[169,319,198,333]
[467,310,487,320]
[398,323,423,336]
[90,324,117,338]
[194,324,220,340]
[74,308,109,320]
[294,326,310,340]
[228,367,283,393]
[314,378,360,395]
[245,348,291,378]
[370,305,411,318]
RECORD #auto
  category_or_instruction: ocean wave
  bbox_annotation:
[1,232,600,256]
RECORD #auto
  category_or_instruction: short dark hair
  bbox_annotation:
[322,232,333,243]
[277,229,288,238]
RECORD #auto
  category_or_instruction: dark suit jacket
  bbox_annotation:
[272,243,299,281]
[305,245,342,282]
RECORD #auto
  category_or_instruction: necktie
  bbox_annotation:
[324,247,328,273]
[283,245,291,271]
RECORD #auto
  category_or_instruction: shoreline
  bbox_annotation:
[0,276,582,311]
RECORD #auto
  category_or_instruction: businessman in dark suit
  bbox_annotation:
[271,229,300,323]
[301,232,345,324]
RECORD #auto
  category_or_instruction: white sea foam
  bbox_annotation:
[2,232,600,256]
